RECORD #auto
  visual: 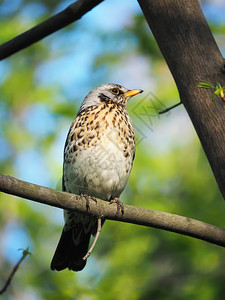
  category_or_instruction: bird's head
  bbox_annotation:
[79,83,143,113]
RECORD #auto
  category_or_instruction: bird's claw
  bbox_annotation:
[109,198,124,216]
[81,194,97,211]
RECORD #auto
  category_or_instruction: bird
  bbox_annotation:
[50,83,143,271]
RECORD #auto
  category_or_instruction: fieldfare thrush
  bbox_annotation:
[51,83,143,271]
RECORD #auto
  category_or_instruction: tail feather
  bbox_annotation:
[51,226,91,272]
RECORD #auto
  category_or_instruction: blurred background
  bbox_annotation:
[1,0,225,299]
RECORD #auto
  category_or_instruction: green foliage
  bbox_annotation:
[127,14,163,60]
[197,81,225,101]
[1,1,225,300]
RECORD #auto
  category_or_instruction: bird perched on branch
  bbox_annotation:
[51,83,143,271]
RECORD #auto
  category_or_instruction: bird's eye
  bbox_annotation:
[111,88,120,95]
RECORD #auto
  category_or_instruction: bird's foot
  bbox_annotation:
[109,197,124,216]
[81,194,97,211]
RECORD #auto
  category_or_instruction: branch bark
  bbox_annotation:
[0,0,104,60]
[138,0,225,200]
[1,174,225,248]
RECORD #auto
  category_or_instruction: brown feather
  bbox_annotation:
[50,225,92,272]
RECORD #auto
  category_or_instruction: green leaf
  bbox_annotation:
[211,93,215,101]
[216,83,222,90]
[18,247,32,257]
[214,89,222,96]
[197,81,215,89]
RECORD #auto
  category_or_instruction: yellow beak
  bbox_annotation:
[124,89,143,99]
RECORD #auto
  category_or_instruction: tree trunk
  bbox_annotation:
[138,0,225,199]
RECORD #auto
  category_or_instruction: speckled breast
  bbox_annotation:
[63,101,135,201]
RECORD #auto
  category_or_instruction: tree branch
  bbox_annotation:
[83,217,102,260]
[138,0,225,200]
[0,248,31,295]
[0,0,104,60]
[1,174,225,248]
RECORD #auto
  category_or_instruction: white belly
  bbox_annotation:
[64,128,133,201]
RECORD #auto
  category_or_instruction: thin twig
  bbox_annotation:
[0,248,31,295]
[159,102,182,114]
[83,217,102,260]
[0,0,104,60]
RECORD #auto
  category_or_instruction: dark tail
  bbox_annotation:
[50,226,91,272]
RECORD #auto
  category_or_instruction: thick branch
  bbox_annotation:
[0,0,104,60]
[1,174,225,248]
[138,0,225,199]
